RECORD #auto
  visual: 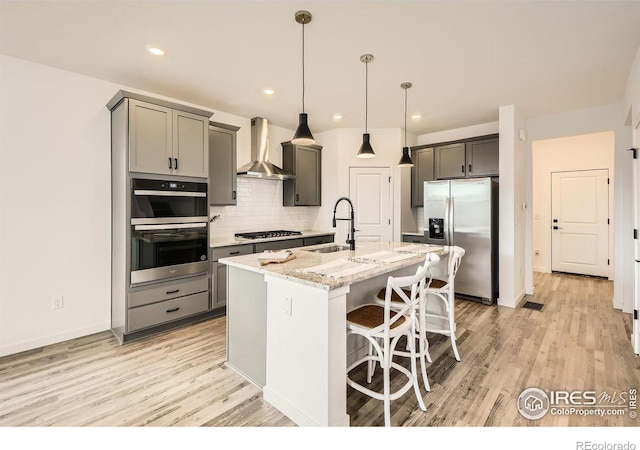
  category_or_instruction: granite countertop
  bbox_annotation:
[219,241,447,291]
[210,230,335,249]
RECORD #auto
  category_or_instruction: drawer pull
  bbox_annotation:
[166,289,180,294]
[166,307,180,313]
[229,251,240,255]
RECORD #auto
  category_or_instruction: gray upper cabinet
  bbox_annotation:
[129,100,173,175]
[411,147,434,207]
[127,98,208,177]
[209,122,240,205]
[465,138,499,177]
[435,142,467,179]
[282,142,322,206]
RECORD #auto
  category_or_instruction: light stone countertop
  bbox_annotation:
[210,230,336,248]
[219,241,447,291]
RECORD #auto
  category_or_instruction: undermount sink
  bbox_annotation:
[306,245,351,253]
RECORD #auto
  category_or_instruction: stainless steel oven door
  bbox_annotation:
[130,179,208,223]
[130,222,208,285]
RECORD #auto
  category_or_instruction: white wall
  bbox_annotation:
[524,103,633,312]
[624,43,640,129]
[531,131,615,276]
[498,105,527,308]
[0,55,118,356]
[417,121,499,147]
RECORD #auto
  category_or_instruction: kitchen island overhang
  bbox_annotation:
[220,241,448,427]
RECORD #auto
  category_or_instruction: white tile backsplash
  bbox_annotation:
[209,177,320,239]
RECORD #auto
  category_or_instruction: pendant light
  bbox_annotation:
[397,82,414,167]
[357,54,375,158]
[291,10,315,145]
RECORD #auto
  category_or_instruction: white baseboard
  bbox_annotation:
[0,321,110,357]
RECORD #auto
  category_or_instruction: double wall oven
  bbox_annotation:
[130,178,209,285]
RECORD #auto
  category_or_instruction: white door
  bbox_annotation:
[551,169,609,277]
[634,127,639,354]
[349,167,392,242]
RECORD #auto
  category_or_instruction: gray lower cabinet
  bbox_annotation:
[210,244,254,310]
[282,142,322,206]
[435,142,467,179]
[303,235,334,246]
[209,122,240,205]
[402,234,425,244]
[411,147,434,207]
[255,238,304,252]
[126,275,210,333]
[466,138,499,177]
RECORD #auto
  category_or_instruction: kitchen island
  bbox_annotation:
[220,241,447,427]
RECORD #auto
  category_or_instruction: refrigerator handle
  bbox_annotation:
[448,197,454,247]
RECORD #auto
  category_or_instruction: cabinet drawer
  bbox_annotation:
[211,244,254,261]
[255,239,304,252]
[128,276,209,308]
[402,234,425,244]
[128,291,209,332]
[303,235,334,246]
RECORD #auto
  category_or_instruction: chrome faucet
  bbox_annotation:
[332,197,356,250]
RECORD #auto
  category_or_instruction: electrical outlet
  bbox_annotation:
[282,296,292,316]
[52,296,64,310]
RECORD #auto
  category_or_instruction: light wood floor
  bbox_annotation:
[1,272,638,427]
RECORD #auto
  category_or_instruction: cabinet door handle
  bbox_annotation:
[166,289,180,294]
[296,193,299,202]
[232,190,236,200]
[229,251,240,255]
[174,158,178,170]
[468,164,472,173]
[461,165,465,173]
[168,157,173,169]
[166,307,180,313]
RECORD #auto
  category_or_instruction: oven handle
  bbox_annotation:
[133,190,206,198]
[133,223,207,231]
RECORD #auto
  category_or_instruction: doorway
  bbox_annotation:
[348,167,392,242]
[551,169,609,277]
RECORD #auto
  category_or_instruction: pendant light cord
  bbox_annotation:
[365,60,368,133]
[404,87,408,147]
[301,21,305,113]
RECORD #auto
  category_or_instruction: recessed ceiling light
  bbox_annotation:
[263,88,275,95]
[147,46,165,56]
[411,113,422,120]
[333,114,343,120]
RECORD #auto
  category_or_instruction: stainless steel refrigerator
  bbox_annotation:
[423,177,498,304]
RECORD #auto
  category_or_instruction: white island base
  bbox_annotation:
[222,241,447,427]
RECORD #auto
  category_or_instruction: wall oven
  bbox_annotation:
[130,178,209,285]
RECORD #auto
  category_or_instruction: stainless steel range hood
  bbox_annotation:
[237,117,295,180]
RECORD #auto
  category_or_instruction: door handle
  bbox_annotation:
[553,226,563,230]
[174,158,178,170]
[232,190,236,200]
[168,157,172,169]
[468,164,472,173]
[461,165,465,174]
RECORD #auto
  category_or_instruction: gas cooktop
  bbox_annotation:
[234,230,302,240]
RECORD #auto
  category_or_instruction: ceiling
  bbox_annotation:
[2,1,640,135]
